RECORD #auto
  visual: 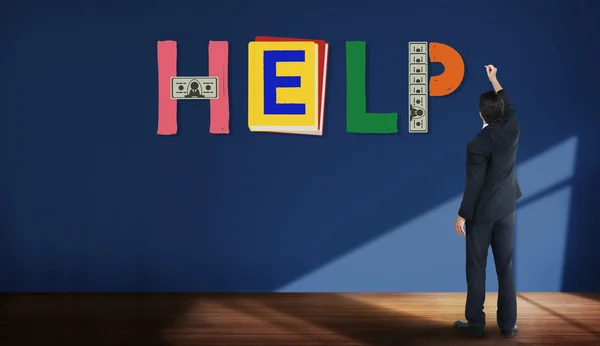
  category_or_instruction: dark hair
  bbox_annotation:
[478,91,505,124]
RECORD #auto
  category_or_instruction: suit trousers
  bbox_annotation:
[465,211,517,331]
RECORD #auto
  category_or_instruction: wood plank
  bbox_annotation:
[1,293,599,345]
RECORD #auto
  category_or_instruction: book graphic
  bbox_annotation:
[248,36,329,135]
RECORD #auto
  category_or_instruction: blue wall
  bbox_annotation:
[1,0,599,292]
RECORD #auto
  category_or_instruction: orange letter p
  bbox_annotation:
[408,42,465,133]
[429,42,465,97]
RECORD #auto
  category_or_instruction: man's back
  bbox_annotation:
[469,90,521,224]
[458,90,522,225]
[454,66,520,338]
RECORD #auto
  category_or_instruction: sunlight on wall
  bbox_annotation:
[278,137,578,292]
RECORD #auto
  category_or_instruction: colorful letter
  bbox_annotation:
[248,41,322,134]
[156,40,229,135]
[407,41,465,134]
[254,36,329,136]
[429,42,465,97]
[263,50,306,115]
[346,41,398,134]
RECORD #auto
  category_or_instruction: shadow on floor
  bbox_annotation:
[0,293,195,346]
[0,293,546,345]
[518,293,600,338]
[569,292,600,302]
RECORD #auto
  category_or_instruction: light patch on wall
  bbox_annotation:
[277,136,578,292]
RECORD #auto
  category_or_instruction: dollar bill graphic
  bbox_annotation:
[408,42,427,55]
[170,77,218,99]
[408,41,428,133]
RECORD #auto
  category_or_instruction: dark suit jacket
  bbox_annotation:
[458,89,522,225]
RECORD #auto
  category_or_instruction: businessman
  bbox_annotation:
[453,65,521,338]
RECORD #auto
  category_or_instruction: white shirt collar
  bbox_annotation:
[482,123,488,129]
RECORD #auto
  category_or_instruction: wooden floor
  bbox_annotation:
[1,293,599,346]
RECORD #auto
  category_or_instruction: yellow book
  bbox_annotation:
[248,41,319,133]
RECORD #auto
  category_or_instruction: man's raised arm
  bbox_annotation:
[486,65,516,121]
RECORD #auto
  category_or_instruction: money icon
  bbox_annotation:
[170,77,218,99]
[409,42,427,54]
[408,41,429,133]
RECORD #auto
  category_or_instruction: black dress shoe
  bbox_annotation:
[455,320,485,336]
[501,325,518,337]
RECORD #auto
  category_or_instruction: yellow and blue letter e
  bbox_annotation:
[248,41,319,133]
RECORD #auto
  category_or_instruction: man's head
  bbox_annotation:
[478,90,504,124]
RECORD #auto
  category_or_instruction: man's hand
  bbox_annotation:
[485,65,497,81]
[454,215,466,236]
[485,65,503,92]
